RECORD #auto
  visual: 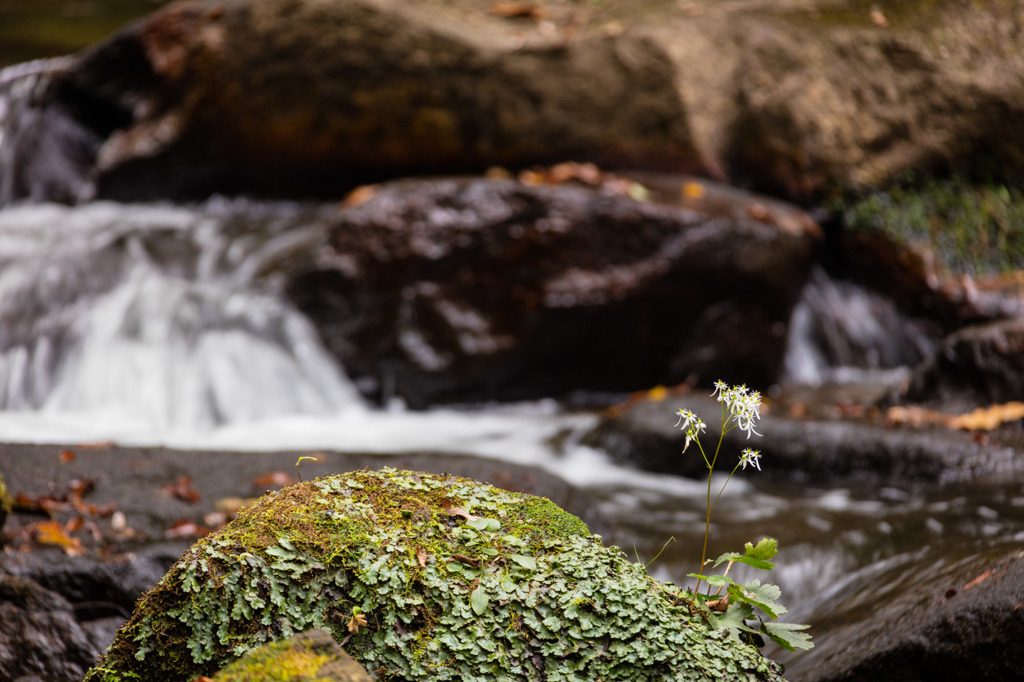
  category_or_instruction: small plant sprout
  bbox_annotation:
[675,381,813,653]
[295,456,318,482]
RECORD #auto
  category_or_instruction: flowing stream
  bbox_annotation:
[2,197,1024,678]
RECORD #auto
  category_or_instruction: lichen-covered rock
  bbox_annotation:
[210,628,372,682]
[85,468,786,682]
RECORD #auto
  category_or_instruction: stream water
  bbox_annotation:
[2,196,1023,679]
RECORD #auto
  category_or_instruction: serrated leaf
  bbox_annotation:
[711,551,742,568]
[734,538,777,570]
[727,579,786,620]
[470,585,488,615]
[763,621,814,652]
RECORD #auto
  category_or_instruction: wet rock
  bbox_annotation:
[210,629,372,682]
[582,395,1024,485]
[286,177,819,406]
[802,549,1024,682]
[0,570,101,682]
[903,317,1024,411]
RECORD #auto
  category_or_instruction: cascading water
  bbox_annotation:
[782,265,938,387]
[0,200,364,431]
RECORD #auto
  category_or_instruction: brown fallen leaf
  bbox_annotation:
[59,449,76,463]
[446,506,481,522]
[416,547,428,568]
[252,471,296,489]
[342,184,378,208]
[489,1,544,20]
[347,610,368,634]
[165,519,211,539]
[885,405,953,428]
[162,476,200,504]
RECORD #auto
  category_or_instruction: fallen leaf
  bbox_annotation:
[417,547,428,568]
[34,520,84,554]
[342,184,378,207]
[489,1,544,20]
[215,496,256,516]
[165,519,211,539]
[59,449,76,463]
[963,568,1003,590]
[885,405,953,428]
[682,181,706,199]
[252,471,296,489]
[446,507,481,522]
[162,476,200,504]
[949,402,1024,431]
[870,7,889,27]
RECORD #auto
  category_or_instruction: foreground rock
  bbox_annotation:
[0,443,602,681]
[85,468,785,681]
[286,177,819,405]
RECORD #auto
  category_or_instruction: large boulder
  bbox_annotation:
[284,177,820,406]
[4,0,1024,204]
[85,468,786,682]
[2,0,696,204]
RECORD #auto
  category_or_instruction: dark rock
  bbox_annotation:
[800,549,1024,682]
[285,177,819,406]
[582,394,1024,485]
[0,570,101,682]
[903,317,1024,410]
[210,629,372,682]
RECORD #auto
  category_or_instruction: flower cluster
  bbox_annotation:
[711,380,762,438]
[674,408,706,453]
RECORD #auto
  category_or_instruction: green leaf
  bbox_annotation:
[467,517,500,532]
[470,585,488,615]
[733,538,778,570]
[763,621,814,652]
[687,573,737,588]
[509,554,537,570]
[727,579,786,620]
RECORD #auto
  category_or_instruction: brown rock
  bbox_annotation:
[285,176,820,406]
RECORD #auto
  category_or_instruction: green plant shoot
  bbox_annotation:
[675,381,813,652]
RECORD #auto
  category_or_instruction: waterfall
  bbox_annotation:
[783,266,938,386]
[0,199,366,431]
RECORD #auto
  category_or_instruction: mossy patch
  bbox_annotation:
[842,175,1024,276]
[85,468,786,682]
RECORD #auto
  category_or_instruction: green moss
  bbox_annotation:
[842,175,1024,276]
[85,468,785,682]
[212,637,332,682]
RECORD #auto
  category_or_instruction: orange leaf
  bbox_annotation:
[949,402,1024,431]
[34,520,84,554]
[252,471,296,489]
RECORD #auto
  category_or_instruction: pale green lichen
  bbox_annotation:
[85,468,786,682]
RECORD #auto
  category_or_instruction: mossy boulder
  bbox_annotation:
[85,468,786,681]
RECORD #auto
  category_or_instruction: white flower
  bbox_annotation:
[711,380,729,401]
[739,448,762,471]
[676,409,705,452]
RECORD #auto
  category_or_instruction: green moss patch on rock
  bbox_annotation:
[85,468,785,682]
[842,175,1024,277]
